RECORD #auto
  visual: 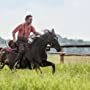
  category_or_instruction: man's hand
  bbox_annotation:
[34,32,41,36]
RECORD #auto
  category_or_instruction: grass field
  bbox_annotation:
[0,55,90,90]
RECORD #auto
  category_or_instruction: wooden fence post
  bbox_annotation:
[60,52,65,63]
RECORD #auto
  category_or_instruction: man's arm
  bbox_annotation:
[34,31,41,36]
[31,26,41,36]
[12,24,21,42]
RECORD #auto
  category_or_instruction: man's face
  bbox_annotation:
[26,17,32,25]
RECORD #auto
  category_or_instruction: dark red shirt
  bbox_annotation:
[12,23,36,38]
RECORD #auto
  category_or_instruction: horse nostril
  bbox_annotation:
[57,49,60,52]
[57,48,61,52]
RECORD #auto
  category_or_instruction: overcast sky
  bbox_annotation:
[0,0,89,41]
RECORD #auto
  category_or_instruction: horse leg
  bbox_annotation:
[28,62,32,69]
[9,65,14,71]
[0,58,9,70]
[0,62,3,67]
[41,60,55,74]
[33,62,42,74]
[36,67,42,74]
[0,63,5,70]
[38,67,42,74]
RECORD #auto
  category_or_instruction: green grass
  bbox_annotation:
[0,55,90,90]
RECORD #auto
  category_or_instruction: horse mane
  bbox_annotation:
[28,33,48,48]
[28,37,40,47]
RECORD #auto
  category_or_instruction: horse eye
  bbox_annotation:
[54,36,58,40]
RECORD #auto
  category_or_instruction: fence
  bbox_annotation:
[49,45,90,63]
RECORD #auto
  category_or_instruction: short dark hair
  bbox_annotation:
[25,15,32,20]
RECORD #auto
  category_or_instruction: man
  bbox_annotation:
[12,15,40,67]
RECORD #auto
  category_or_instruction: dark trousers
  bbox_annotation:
[15,37,28,65]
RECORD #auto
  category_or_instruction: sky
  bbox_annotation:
[0,0,89,41]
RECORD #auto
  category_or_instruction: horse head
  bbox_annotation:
[43,28,62,52]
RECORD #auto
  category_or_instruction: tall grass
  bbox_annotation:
[0,63,90,90]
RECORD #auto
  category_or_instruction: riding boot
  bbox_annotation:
[14,38,27,69]
[14,51,24,68]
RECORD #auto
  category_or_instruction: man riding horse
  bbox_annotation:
[12,15,40,67]
[0,15,62,73]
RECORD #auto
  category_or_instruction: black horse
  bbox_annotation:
[0,29,61,73]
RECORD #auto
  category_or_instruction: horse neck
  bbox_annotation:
[31,35,48,50]
[41,33,48,42]
[40,34,49,46]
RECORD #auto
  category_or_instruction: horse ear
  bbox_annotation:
[52,28,55,34]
